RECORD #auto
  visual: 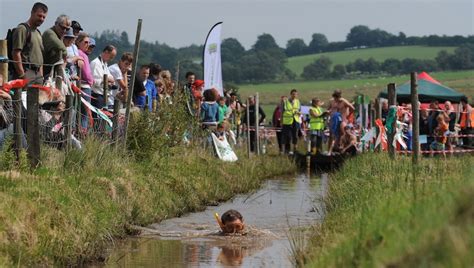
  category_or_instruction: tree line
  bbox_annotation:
[285,25,474,57]
[91,26,473,84]
[302,44,474,80]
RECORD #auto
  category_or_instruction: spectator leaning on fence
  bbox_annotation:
[109,52,133,103]
[42,14,71,78]
[11,2,48,80]
[66,21,83,80]
[90,45,117,108]
[76,32,93,129]
[133,65,157,111]
[62,28,77,81]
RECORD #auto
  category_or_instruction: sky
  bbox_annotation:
[1,0,473,49]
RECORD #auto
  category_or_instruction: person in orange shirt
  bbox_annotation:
[458,97,473,148]
[430,114,448,157]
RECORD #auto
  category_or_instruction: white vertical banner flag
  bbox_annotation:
[204,22,223,96]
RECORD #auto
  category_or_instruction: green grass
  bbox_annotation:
[301,154,474,267]
[239,70,474,115]
[0,137,296,266]
[287,46,457,76]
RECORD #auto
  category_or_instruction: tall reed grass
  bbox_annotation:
[302,153,474,267]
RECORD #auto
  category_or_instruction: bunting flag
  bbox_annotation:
[211,133,238,162]
[80,97,112,127]
[361,127,376,142]
[394,121,408,149]
[375,119,388,151]
[203,22,223,95]
[0,79,29,91]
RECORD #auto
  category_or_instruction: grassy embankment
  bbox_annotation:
[298,153,474,267]
[0,126,296,265]
[287,46,456,76]
[239,70,474,118]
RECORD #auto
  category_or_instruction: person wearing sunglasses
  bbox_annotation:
[43,14,71,78]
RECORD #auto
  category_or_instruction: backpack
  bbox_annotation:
[5,23,37,76]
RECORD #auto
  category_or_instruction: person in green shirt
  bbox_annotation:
[11,2,48,80]
[218,96,229,124]
[42,14,71,78]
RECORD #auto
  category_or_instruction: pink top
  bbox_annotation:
[79,49,93,87]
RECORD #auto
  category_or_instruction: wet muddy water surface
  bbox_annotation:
[98,174,328,267]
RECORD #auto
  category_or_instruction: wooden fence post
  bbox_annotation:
[246,98,251,158]
[27,86,40,168]
[0,40,7,82]
[103,74,108,109]
[411,72,420,164]
[112,99,120,144]
[13,88,22,160]
[369,103,375,151]
[255,93,260,155]
[387,83,397,159]
[123,19,143,147]
[63,95,73,151]
[76,67,82,133]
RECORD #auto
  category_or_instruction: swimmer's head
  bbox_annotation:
[221,209,244,234]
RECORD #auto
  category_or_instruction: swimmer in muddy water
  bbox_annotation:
[216,209,245,234]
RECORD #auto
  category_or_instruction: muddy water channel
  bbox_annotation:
[100,174,328,267]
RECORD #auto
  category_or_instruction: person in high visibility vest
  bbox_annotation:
[282,89,301,155]
[309,98,328,154]
[458,96,473,148]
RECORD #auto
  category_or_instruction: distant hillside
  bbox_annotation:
[287,46,457,76]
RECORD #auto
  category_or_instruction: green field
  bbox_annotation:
[287,46,457,76]
[238,70,474,122]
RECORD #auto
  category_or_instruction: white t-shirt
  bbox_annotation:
[108,63,123,82]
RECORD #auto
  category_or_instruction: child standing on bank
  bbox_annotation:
[430,114,448,157]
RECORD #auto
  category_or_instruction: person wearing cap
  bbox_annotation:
[42,14,71,78]
[62,28,82,80]
[309,98,328,154]
[71,20,83,36]
[86,38,96,55]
